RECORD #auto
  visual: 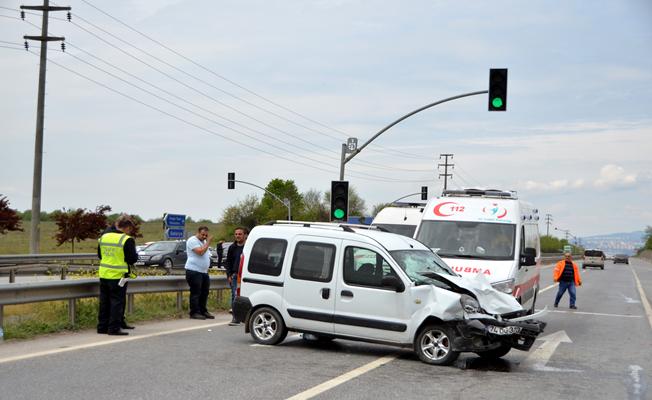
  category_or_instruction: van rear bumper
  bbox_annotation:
[232,296,252,324]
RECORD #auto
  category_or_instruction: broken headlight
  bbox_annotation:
[460,294,480,314]
[491,278,515,294]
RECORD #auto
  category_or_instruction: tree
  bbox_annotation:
[644,226,652,250]
[371,202,392,218]
[53,205,112,252]
[0,195,22,234]
[258,179,304,221]
[221,195,261,231]
[299,189,329,222]
[324,185,367,217]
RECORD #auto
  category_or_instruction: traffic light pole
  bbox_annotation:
[231,180,291,220]
[389,192,422,204]
[339,90,488,180]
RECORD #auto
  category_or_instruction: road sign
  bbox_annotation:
[346,138,358,153]
[164,213,186,227]
[563,245,572,253]
[165,228,185,240]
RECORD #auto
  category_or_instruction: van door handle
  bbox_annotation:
[341,290,353,298]
[321,288,330,299]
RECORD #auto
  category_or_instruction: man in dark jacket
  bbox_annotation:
[225,227,248,325]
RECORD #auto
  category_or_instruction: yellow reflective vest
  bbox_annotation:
[98,232,130,279]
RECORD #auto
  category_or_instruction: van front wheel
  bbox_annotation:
[249,307,288,345]
[415,324,460,366]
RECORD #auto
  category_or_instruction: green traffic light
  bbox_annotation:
[333,209,345,219]
[492,97,504,108]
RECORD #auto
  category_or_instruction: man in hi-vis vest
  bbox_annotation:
[97,216,138,335]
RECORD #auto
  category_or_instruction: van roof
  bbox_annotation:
[252,221,429,252]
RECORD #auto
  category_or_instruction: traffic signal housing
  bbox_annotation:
[488,68,508,111]
[330,180,349,221]
[421,186,428,201]
[228,172,235,189]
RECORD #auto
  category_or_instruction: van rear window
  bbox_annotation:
[584,250,604,257]
[248,238,287,276]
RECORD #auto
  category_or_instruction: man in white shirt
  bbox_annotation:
[185,226,214,320]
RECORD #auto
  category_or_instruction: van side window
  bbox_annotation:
[290,241,336,282]
[343,247,397,288]
[248,238,287,276]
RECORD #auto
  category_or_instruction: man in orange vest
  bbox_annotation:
[553,252,582,309]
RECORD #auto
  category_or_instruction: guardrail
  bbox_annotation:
[0,275,229,341]
[0,253,99,283]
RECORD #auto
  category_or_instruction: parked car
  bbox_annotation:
[583,249,605,269]
[136,241,155,253]
[136,240,187,273]
[232,221,546,366]
[613,254,630,264]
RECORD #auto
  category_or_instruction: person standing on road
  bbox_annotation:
[553,252,582,309]
[226,227,248,325]
[97,216,138,336]
[185,226,215,320]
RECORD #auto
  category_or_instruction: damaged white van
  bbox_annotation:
[233,221,546,366]
[415,189,541,313]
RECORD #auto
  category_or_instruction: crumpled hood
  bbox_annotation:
[439,273,523,314]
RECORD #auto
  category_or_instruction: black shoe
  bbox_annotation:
[108,330,129,336]
[203,312,215,319]
[190,313,207,320]
[228,320,240,326]
[97,329,108,334]
[121,324,135,329]
[554,303,558,308]
[570,305,577,309]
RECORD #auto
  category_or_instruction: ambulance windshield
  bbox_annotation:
[416,221,516,260]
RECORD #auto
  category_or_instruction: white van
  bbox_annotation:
[232,221,546,366]
[370,203,425,237]
[414,189,541,313]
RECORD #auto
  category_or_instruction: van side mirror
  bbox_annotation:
[520,247,536,267]
[381,276,405,293]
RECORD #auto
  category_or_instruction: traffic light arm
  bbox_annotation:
[390,192,422,204]
[231,179,291,220]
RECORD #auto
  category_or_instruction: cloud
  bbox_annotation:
[524,179,585,193]
[594,164,637,189]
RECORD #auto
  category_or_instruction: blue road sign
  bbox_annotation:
[164,213,186,227]
[165,228,185,240]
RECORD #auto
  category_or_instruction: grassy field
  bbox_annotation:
[0,221,228,254]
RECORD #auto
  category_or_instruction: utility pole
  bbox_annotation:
[438,154,454,191]
[21,0,70,253]
[545,213,553,236]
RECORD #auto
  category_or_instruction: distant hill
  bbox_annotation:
[579,231,645,256]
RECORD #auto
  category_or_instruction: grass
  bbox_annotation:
[0,221,228,254]
[2,287,232,340]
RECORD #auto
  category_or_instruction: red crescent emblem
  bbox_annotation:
[497,209,507,219]
[434,202,456,217]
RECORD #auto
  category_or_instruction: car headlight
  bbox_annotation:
[491,278,515,294]
[151,255,162,261]
[460,294,480,314]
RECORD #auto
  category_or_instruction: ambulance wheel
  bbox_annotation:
[476,344,512,359]
[415,324,459,365]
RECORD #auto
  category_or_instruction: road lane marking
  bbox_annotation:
[0,321,230,364]
[285,354,397,400]
[520,330,581,372]
[630,266,652,330]
[542,310,643,318]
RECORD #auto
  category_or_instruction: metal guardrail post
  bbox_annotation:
[9,269,15,284]
[176,291,183,312]
[60,266,67,280]
[68,299,76,327]
[0,305,4,342]
[127,294,134,314]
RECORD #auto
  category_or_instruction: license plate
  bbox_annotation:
[487,325,522,335]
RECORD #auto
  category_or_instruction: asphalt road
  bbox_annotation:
[0,258,650,400]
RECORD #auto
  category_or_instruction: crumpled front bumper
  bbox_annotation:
[452,309,547,352]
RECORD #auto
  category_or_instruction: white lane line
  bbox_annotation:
[285,354,397,400]
[542,310,643,318]
[631,266,652,331]
[0,321,230,364]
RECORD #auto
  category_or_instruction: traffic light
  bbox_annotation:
[330,180,349,221]
[227,172,235,189]
[488,68,508,111]
[421,186,428,201]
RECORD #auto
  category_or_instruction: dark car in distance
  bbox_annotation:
[209,241,233,268]
[136,240,187,273]
[613,254,630,264]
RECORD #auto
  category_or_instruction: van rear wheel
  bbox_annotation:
[415,324,459,366]
[249,307,288,345]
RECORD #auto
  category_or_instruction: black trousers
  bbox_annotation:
[98,278,127,332]
[186,270,210,315]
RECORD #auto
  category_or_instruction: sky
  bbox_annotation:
[0,0,651,238]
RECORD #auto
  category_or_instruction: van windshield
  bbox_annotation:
[372,224,416,237]
[390,249,456,284]
[416,221,516,260]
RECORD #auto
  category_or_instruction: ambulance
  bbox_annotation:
[370,203,425,238]
[414,189,540,313]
